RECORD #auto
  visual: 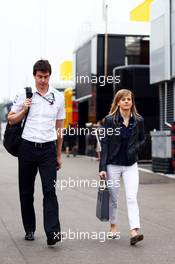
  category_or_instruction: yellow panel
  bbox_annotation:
[64,87,73,128]
[130,0,154,22]
[60,61,72,80]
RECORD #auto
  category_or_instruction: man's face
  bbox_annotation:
[34,71,50,90]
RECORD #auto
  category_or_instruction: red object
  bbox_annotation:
[72,101,78,125]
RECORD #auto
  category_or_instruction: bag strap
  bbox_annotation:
[21,108,30,133]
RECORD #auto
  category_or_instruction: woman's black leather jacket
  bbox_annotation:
[99,111,145,172]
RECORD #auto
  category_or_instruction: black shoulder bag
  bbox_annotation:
[3,109,30,157]
[3,87,32,157]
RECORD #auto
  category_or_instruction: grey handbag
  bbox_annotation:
[96,180,109,221]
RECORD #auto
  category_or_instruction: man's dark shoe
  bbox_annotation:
[47,232,62,246]
[25,231,35,241]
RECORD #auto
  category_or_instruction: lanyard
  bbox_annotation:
[36,92,55,105]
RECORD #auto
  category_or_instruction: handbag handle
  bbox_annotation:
[99,180,108,190]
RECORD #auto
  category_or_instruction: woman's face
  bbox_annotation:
[118,93,132,111]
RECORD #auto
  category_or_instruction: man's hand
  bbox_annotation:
[8,98,32,125]
[99,171,107,179]
[56,156,62,170]
[56,120,64,170]
[22,98,32,112]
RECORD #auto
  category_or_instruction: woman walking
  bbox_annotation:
[99,89,145,245]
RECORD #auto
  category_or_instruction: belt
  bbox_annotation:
[22,139,55,148]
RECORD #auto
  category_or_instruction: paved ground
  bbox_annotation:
[0,144,175,264]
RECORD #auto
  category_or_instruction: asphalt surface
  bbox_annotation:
[0,145,175,264]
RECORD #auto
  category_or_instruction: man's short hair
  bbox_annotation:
[33,59,52,76]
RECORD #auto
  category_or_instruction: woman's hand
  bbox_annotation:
[99,171,107,179]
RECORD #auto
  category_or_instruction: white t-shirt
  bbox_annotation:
[11,86,65,143]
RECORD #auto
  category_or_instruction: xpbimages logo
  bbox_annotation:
[75,74,121,86]
[54,178,120,191]
[53,230,121,243]
[57,127,121,139]
[59,74,120,87]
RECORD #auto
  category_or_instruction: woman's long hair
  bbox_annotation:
[108,89,140,117]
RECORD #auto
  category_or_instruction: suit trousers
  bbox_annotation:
[107,162,140,230]
[18,139,61,237]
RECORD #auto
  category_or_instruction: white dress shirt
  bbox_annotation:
[11,86,65,143]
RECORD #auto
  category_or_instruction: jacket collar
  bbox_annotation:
[115,110,137,127]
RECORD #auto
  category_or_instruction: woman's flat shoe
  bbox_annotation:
[130,234,144,245]
[108,233,119,239]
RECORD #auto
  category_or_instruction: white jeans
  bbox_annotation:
[107,162,140,230]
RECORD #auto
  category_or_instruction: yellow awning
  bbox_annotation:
[60,61,72,80]
[130,0,154,22]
